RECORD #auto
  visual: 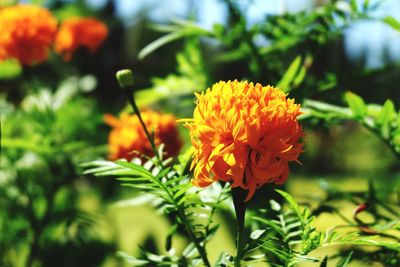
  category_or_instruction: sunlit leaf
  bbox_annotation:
[276,189,301,218]
[138,21,211,59]
[116,252,149,266]
[138,31,185,60]
[376,99,395,126]
[277,56,302,93]
[383,16,400,32]
[344,92,367,119]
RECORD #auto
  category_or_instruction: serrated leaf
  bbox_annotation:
[286,230,303,240]
[253,217,285,237]
[115,161,153,178]
[275,189,301,219]
[286,221,302,231]
[344,92,367,119]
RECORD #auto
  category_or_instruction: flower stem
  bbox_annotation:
[232,187,247,267]
[149,166,211,267]
[124,88,158,157]
[116,70,161,164]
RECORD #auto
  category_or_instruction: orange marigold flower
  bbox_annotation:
[0,4,57,65]
[185,80,304,201]
[55,17,108,61]
[105,110,182,161]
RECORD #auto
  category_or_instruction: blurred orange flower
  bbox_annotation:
[105,111,182,161]
[0,4,57,65]
[185,80,304,201]
[55,17,108,61]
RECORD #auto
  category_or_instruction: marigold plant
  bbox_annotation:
[55,17,108,61]
[105,110,182,160]
[0,4,57,65]
[186,80,304,200]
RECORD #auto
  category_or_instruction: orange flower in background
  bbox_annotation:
[186,80,304,201]
[105,111,182,161]
[55,17,108,61]
[0,4,57,65]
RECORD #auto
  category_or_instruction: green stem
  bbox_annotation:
[123,86,162,164]
[232,187,247,267]
[178,208,211,267]
[150,170,211,267]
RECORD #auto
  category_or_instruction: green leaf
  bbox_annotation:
[277,56,302,93]
[250,229,265,240]
[114,161,153,178]
[154,167,171,180]
[376,99,395,126]
[253,217,285,237]
[138,21,211,59]
[350,0,358,12]
[0,60,22,79]
[213,23,225,38]
[116,252,149,266]
[337,251,353,267]
[270,199,281,211]
[139,31,185,60]
[275,189,301,218]
[292,65,307,87]
[384,16,400,32]
[344,92,367,119]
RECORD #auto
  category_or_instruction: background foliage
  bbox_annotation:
[1,0,399,266]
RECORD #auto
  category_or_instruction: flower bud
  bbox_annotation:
[116,69,133,89]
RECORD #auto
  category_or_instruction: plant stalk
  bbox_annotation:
[122,85,163,166]
[125,89,157,153]
[232,186,247,267]
[149,168,211,267]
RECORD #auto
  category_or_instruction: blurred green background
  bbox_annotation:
[1,0,399,266]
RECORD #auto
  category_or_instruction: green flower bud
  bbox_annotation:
[116,69,133,89]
